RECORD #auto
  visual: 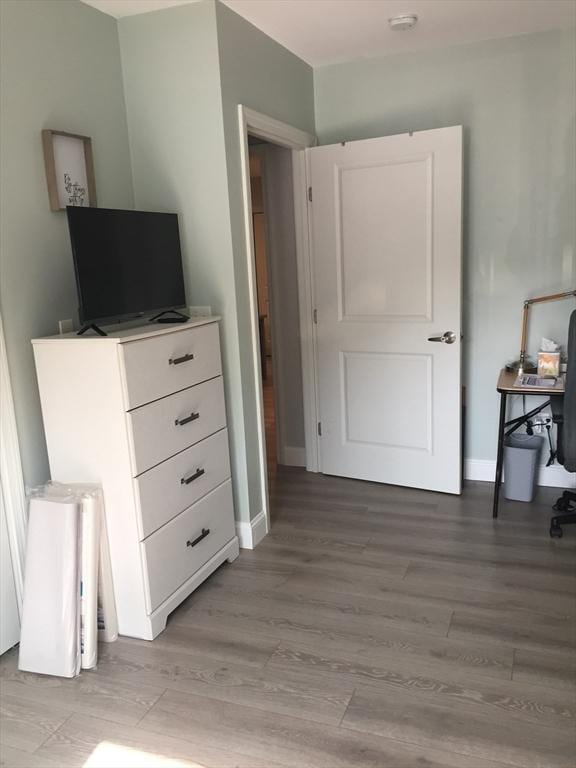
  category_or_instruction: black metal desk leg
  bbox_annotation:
[492,392,507,518]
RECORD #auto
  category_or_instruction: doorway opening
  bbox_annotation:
[240,111,464,545]
[249,143,277,471]
[248,138,306,511]
[238,106,318,540]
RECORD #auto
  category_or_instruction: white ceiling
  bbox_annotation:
[81,0,197,17]
[81,0,576,66]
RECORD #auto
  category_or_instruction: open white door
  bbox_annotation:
[308,126,462,494]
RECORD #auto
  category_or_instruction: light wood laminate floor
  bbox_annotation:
[1,469,575,768]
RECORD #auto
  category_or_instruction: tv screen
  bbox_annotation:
[67,207,186,324]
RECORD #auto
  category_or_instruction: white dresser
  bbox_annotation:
[32,318,239,640]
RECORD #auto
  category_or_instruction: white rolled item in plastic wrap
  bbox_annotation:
[46,482,118,644]
[80,494,100,669]
[97,506,118,643]
[18,497,81,678]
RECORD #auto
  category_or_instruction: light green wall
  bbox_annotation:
[5,0,571,508]
[118,0,252,522]
[120,0,315,523]
[215,1,314,517]
[0,0,134,487]
[314,30,576,461]
[0,0,313,524]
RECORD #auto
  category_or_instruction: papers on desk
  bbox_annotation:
[514,374,564,389]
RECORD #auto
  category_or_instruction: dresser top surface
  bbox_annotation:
[32,316,220,345]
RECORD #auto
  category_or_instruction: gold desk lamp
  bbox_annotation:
[515,290,576,375]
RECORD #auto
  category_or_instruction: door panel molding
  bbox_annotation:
[340,351,433,453]
[335,154,434,323]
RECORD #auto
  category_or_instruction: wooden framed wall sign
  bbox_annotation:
[42,130,97,211]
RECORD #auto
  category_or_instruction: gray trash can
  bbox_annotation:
[503,434,544,502]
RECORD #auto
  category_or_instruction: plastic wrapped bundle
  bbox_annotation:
[18,494,81,678]
[18,483,118,678]
[46,484,118,664]
[96,504,118,645]
[79,492,100,668]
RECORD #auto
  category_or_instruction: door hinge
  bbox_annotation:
[317,421,322,436]
[308,186,312,202]
[313,309,318,324]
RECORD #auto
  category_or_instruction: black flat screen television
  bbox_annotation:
[67,206,186,324]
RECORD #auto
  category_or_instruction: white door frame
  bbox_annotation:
[0,312,27,614]
[238,106,318,531]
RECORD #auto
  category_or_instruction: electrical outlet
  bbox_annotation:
[188,306,212,317]
[532,416,553,434]
[58,319,74,334]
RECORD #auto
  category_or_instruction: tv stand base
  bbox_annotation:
[149,309,189,324]
[77,323,108,337]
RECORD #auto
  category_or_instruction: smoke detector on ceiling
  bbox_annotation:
[388,14,418,32]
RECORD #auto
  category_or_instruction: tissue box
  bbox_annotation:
[537,351,560,377]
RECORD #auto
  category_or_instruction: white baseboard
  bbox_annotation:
[279,445,306,467]
[235,509,268,549]
[464,459,576,489]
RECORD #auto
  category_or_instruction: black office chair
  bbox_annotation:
[550,308,576,538]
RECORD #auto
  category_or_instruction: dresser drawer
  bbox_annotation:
[121,323,221,409]
[128,377,226,475]
[135,429,231,539]
[142,480,235,612]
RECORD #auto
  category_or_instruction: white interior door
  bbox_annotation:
[308,126,462,494]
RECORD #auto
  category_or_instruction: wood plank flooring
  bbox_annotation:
[1,468,575,767]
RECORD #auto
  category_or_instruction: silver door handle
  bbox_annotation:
[428,331,456,344]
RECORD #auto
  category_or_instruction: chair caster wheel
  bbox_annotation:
[550,524,563,539]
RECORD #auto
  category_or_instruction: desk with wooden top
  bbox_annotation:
[493,369,565,518]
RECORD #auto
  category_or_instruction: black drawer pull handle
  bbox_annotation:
[169,353,194,366]
[187,528,210,548]
[174,412,200,427]
[181,468,205,485]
